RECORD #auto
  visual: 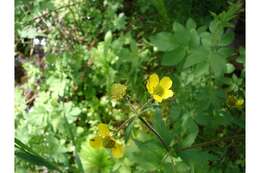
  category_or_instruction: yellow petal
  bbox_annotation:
[89,136,103,149]
[112,143,124,158]
[159,76,172,90]
[146,73,159,94]
[162,89,174,99]
[98,123,110,137]
[152,94,163,103]
[235,98,244,109]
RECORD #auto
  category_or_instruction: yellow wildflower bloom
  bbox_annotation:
[89,136,103,149]
[111,83,127,100]
[103,136,116,148]
[89,123,124,159]
[235,98,244,109]
[227,95,244,109]
[112,143,124,158]
[98,123,110,137]
[146,73,174,103]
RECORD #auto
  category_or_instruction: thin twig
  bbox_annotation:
[117,116,137,132]
[176,134,244,152]
[26,1,83,25]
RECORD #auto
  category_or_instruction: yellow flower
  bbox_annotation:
[235,98,244,109]
[89,136,103,149]
[111,83,127,100]
[89,123,124,159]
[112,143,124,158]
[146,73,174,103]
[98,123,110,137]
[227,95,244,109]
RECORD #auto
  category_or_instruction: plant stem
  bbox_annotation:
[138,116,169,152]
[63,115,84,173]
[176,134,244,152]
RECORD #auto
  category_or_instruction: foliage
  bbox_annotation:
[15,0,245,172]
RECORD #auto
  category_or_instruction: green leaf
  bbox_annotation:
[225,63,235,74]
[209,53,226,77]
[153,108,172,145]
[221,31,235,46]
[125,120,134,143]
[149,32,176,51]
[200,32,212,47]
[183,47,209,68]
[237,47,245,64]
[217,47,234,58]
[193,62,210,77]
[189,29,200,48]
[173,22,185,32]
[161,46,186,66]
[174,28,191,45]
[186,18,197,29]
[15,139,61,171]
[180,117,199,147]
[179,149,217,173]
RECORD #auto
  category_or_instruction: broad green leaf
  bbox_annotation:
[149,32,176,51]
[173,162,190,173]
[179,149,217,173]
[161,46,186,66]
[193,62,210,77]
[174,28,191,45]
[221,31,235,46]
[209,53,226,77]
[189,29,200,48]
[200,32,212,47]
[183,47,209,68]
[173,22,185,32]
[133,140,165,170]
[186,18,197,29]
[180,117,199,147]
[217,47,234,58]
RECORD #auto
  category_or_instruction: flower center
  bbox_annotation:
[154,85,164,96]
[103,136,116,148]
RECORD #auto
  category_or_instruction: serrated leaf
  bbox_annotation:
[193,62,209,77]
[161,46,186,66]
[149,32,176,51]
[179,149,217,173]
[180,117,198,147]
[183,47,209,68]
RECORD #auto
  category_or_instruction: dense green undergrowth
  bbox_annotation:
[15,0,245,172]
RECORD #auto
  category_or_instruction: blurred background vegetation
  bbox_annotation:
[15,0,245,172]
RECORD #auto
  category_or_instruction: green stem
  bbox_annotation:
[63,115,84,173]
[176,134,245,152]
[139,116,169,152]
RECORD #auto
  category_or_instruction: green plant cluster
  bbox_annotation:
[15,0,245,172]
